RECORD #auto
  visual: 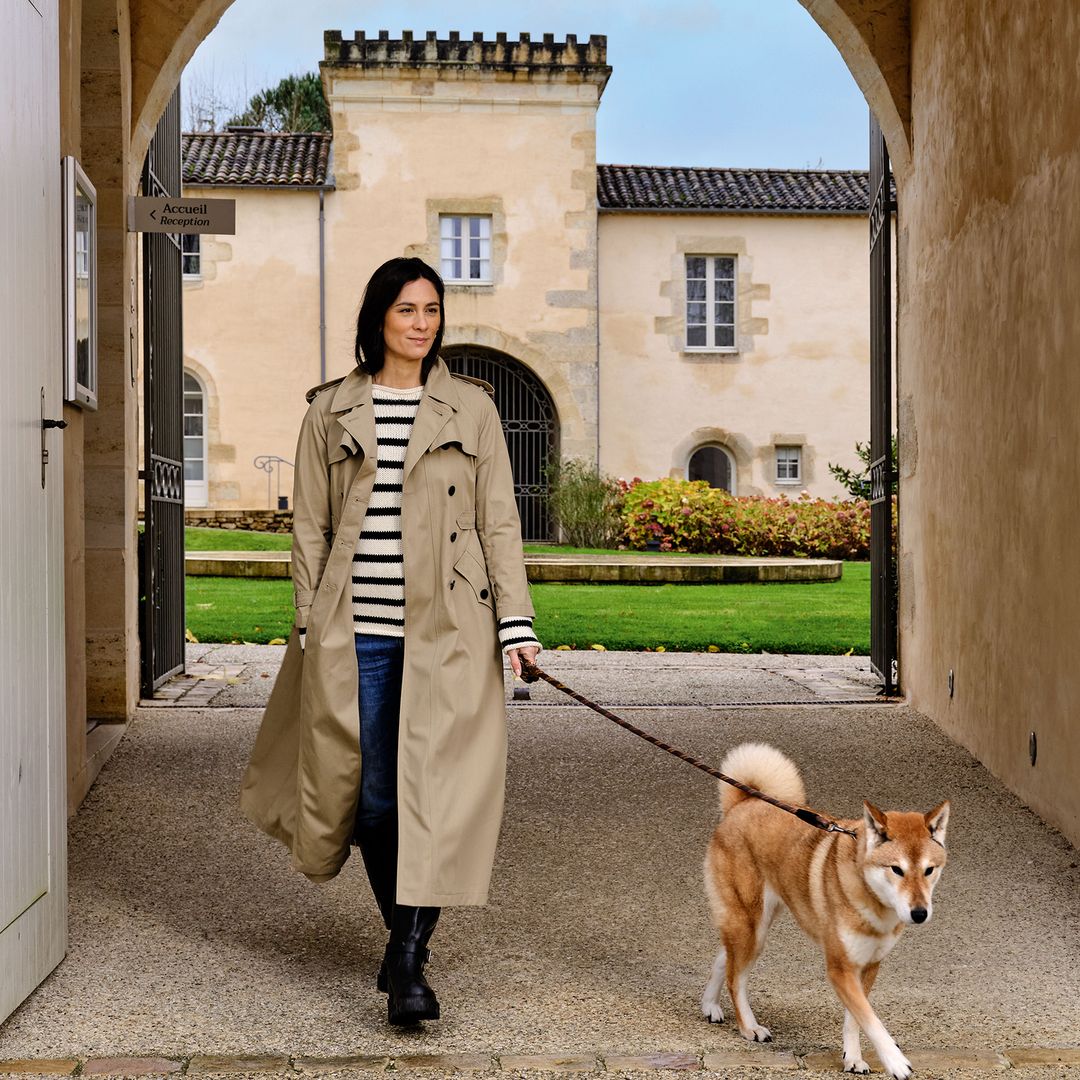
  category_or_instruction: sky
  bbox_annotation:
[183,0,871,171]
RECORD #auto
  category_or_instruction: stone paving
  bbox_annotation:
[1,650,1077,1079]
[148,646,887,709]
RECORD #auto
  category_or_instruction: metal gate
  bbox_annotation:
[869,111,898,694]
[443,345,558,541]
[139,85,185,695]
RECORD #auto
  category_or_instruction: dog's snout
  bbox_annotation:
[910,907,928,924]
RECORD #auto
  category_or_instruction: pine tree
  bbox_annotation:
[227,72,330,133]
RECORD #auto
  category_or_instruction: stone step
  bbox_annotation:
[184,550,843,584]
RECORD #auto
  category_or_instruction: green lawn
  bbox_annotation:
[186,526,292,551]
[185,563,869,653]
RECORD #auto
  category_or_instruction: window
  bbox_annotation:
[686,255,736,350]
[776,446,802,484]
[440,215,491,283]
[688,445,735,494]
[182,233,201,278]
[184,371,208,506]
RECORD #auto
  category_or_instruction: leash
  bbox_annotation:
[519,659,857,839]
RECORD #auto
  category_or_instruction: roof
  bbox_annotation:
[597,163,895,215]
[182,131,332,188]
[180,132,896,213]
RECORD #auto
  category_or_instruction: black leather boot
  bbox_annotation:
[353,817,396,991]
[384,904,441,1025]
[354,817,397,930]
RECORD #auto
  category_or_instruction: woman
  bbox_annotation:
[240,257,541,1026]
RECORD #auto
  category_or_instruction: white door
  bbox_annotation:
[0,0,68,1025]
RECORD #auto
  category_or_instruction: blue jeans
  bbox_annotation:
[354,633,405,831]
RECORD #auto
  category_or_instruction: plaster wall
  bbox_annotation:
[175,186,323,508]
[899,0,1080,843]
[321,67,600,463]
[598,211,873,495]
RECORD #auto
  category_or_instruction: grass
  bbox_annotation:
[186,526,292,551]
[185,563,869,653]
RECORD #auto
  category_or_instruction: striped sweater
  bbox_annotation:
[299,383,540,655]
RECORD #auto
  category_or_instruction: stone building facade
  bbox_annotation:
[177,31,883,532]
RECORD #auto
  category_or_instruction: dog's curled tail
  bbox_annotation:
[719,742,806,816]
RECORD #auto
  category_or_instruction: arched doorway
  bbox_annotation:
[688,444,735,494]
[441,345,558,542]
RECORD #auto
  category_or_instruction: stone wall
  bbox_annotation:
[899,0,1080,843]
[184,509,293,534]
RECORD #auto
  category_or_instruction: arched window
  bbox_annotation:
[183,371,208,506]
[688,445,735,494]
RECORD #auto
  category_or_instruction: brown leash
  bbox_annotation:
[519,659,857,839]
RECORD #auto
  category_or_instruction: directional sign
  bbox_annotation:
[127,196,236,235]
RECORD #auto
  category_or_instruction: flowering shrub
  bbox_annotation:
[621,478,880,559]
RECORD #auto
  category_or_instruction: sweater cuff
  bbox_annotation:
[498,616,541,655]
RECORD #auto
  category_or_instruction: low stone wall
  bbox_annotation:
[184,509,293,534]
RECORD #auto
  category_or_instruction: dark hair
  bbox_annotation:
[354,257,445,379]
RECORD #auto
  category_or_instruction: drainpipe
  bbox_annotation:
[318,186,327,383]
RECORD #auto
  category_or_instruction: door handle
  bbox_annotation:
[41,388,68,489]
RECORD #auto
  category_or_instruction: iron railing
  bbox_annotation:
[254,454,294,510]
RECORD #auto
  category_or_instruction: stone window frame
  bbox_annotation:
[654,233,768,361]
[771,433,808,487]
[409,197,507,295]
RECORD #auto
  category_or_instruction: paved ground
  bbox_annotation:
[1,649,1078,1079]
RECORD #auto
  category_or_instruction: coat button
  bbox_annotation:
[449,580,456,590]
[450,531,457,542]
[480,588,489,599]
[448,485,456,496]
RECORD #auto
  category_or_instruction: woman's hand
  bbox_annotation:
[507,646,539,679]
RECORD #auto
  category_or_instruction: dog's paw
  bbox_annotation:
[701,1002,725,1024]
[843,1058,871,1075]
[739,1024,772,1043]
[879,1046,912,1080]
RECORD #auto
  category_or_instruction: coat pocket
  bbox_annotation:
[452,543,494,611]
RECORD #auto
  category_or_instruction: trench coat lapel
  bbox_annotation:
[329,370,377,464]
[402,359,461,483]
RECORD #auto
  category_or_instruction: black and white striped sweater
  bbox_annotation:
[299,383,540,655]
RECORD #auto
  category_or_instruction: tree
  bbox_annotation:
[227,72,330,133]
[828,438,899,500]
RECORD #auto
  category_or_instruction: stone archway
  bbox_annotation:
[442,344,560,542]
[127,1,912,188]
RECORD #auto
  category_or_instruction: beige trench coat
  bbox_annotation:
[240,357,534,905]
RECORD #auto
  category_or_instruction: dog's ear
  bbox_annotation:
[863,801,890,849]
[924,800,950,846]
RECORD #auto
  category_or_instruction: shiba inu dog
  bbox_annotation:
[701,743,950,1079]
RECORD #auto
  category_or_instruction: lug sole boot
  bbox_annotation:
[385,904,441,1025]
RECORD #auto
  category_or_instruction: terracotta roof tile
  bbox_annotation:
[182,131,332,187]
[597,163,894,214]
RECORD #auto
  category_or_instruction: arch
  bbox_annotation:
[688,444,736,495]
[130,0,912,189]
[796,0,912,184]
[670,427,755,494]
[441,344,559,542]
[182,367,209,506]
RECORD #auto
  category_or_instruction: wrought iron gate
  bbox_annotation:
[443,345,558,541]
[139,85,185,695]
[869,111,898,694]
